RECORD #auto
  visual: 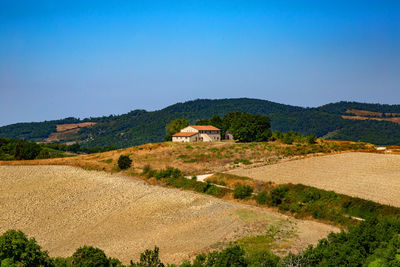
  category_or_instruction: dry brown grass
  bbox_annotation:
[0,165,338,264]
[229,152,400,207]
[0,140,373,176]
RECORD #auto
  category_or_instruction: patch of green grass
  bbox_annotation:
[183,158,198,163]
[101,158,113,164]
[233,158,252,165]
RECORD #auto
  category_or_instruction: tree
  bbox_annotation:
[195,119,210,125]
[130,246,165,267]
[72,246,110,267]
[228,112,271,142]
[14,141,24,160]
[164,118,189,141]
[0,230,53,266]
[118,155,132,170]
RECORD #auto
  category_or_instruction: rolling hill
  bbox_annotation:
[1,98,400,147]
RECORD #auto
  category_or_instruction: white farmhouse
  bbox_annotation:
[172,125,221,142]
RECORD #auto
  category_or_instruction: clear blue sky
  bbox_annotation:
[1,1,399,126]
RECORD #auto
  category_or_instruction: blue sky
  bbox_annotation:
[0,1,399,126]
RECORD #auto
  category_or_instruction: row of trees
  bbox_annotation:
[3,216,400,266]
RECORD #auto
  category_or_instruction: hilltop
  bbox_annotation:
[1,98,400,147]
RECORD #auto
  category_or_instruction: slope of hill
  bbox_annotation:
[1,98,400,147]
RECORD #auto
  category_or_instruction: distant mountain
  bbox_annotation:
[1,98,400,147]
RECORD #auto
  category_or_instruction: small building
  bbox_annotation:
[172,125,221,142]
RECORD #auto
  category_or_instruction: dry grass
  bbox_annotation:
[0,165,338,264]
[0,140,373,176]
[229,152,400,207]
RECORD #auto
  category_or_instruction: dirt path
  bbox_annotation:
[0,166,337,264]
[228,152,400,207]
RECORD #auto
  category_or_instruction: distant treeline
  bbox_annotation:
[0,138,115,161]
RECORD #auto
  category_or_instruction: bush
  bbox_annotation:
[269,186,289,206]
[256,191,268,205]
[142,164,151,174]
[205,185,226,198]
[118,155,132,170]
[0,230,52,266]
[233,184,254,199]
[72,246,110,267]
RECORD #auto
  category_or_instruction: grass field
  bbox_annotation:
[228,152,400,207]
[0,165,337,264]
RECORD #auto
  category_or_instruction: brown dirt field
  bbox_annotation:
[228,152,400,207]
[0,165,338,264]
[56,122,97,132]
[346,109,383,117]
[44,122,97,143]
[342,115,400,125]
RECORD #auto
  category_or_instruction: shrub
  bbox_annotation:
[256,191,268,205]
[118,155,132,170]
[307,134,317,144]
[269,186,289,206]
[205,185,226,198]
[233,158,252,165]
[233,184,254,199]
[0,230,52,266]
[72,246,110,267]
[142,164,151,174]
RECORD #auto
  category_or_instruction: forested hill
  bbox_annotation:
[1,98,400,147]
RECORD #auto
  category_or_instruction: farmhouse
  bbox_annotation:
[172,125,221,142]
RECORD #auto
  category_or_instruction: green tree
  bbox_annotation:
[118,155,132,170]
[214,246,247,267]
[130,246,164,267]
[0,230,53,266]
[72,246,110,267]
[195,119,210,125]
[228,112,271,142]
[164,119,189,141]
[14,141,24,160]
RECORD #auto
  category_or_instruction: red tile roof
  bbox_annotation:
[190,125,220,131]
[172,132,198,137]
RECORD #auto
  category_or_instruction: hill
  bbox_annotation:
[1,98,400,147]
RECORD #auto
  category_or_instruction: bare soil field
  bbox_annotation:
[229,152,400,207]
[56,122,97,132]
[0,165,337,264]
[342,115,400,125]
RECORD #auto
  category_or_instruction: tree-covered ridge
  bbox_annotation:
[319,101,400,115]
[0,138,115,161]
[1,98,400,147]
